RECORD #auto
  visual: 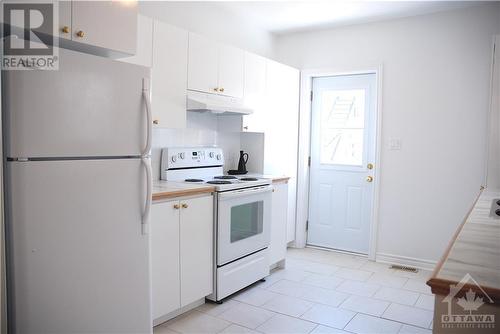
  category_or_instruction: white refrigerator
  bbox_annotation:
[3,48,153,333]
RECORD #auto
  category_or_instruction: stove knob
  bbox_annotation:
[216,154,222,160]
[171,155,177,163]
[179,152,185,159]
[209,152,215,158]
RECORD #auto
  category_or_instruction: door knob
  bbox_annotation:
[367,163,374,170]
[366,176,373,183]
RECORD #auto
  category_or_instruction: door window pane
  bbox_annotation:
[231,201,263,242]
[320,89,366,166]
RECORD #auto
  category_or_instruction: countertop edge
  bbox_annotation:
[152,187,215,201]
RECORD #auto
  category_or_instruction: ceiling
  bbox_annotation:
[215,1,483,35]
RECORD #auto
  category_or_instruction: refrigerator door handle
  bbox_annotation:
[142,78,152,156]
[141,157,152,235]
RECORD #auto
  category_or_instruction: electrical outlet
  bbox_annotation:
[389,137,401,150]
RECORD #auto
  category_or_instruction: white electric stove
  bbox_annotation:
[161,147,272,302]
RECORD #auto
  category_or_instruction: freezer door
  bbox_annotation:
[6,159,152,334]
[3,48,150,158]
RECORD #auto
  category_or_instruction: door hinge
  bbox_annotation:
[308,156,311,167]
[310,90,313,101]
[306,220,309,230]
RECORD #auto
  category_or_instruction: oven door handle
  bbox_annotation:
[218,186,273,200]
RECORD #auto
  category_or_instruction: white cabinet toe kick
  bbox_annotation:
[207,248,270,302]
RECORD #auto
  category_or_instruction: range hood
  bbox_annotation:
[187,90,253,115]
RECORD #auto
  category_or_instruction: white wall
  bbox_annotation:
[274,4,500,264]
[487,35,500,191]
[139,1,275,58]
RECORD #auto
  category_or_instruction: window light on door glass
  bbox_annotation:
[320,89,366,166]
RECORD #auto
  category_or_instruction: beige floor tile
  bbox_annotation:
[367,272,409,288]
[335,280,381,297]
[374,287,420,306]
[166,310,231,334]
[300,304,356,329]
[256,314,317,334]
[339,295,390,316]
[333,268,373,282]
[310,325,351,334]
[197,300,242,317]
[233,288,280,306]
[398,324,432,334]
[345,313,402,334]
[219,324,262,334]
[414,294,434,311]
[261,294,314,317]
[300,286,350,307]
[301,273,344,290]
[267,280,309,297]
[218,303,276,329]
[153,324,180,334]
[402,279,432,295]
[382,303,433,328]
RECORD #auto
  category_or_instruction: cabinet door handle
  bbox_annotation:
[181,203,188,209]
[76,30,85,38]
[173,204,180,209]
[61,26,70,34]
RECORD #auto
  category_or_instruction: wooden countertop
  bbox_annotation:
[152,181,215,201]
[427,188,500,302]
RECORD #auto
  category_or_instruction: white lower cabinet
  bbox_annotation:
[269,183,289,266]
[151,195,213,322]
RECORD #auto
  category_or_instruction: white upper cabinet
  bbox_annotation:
[188,33,245,98]
[71,1,137,55]
[188,33,219,94]
[151,21,189,129]
[119,15,153,68]
[218,44,245,98]
[242,52,267,132]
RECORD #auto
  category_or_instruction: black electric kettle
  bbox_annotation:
[237,151,249,174]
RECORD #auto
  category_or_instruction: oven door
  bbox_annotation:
[217,185,272,266]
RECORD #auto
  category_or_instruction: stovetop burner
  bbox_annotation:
[240,177,259,181]
[185,178,204,182]
[207,180,232,185]
[214,175,237,180]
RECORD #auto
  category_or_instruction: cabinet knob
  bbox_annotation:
[181,203,188,209]
[243,126,248,130]
[61,26,70,34]
[219,88,225,92]
[213,88,219,92]
[76,30,85,38]
[173,204,180,209]
[153,119,159,125]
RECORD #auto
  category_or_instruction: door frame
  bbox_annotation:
[295,66,383,261]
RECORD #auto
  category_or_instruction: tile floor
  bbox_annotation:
[154,248,434,334]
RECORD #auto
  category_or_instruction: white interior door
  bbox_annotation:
[308,73,377,254]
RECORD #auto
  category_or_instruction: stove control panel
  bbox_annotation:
[161,147,224,171]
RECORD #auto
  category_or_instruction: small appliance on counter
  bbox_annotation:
[228,150,249,175]
[161,147,271,302]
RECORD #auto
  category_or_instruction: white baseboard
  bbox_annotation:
[376,252,436,271]
[153,298,205,327]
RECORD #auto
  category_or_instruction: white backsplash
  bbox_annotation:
[151,112,262,180]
